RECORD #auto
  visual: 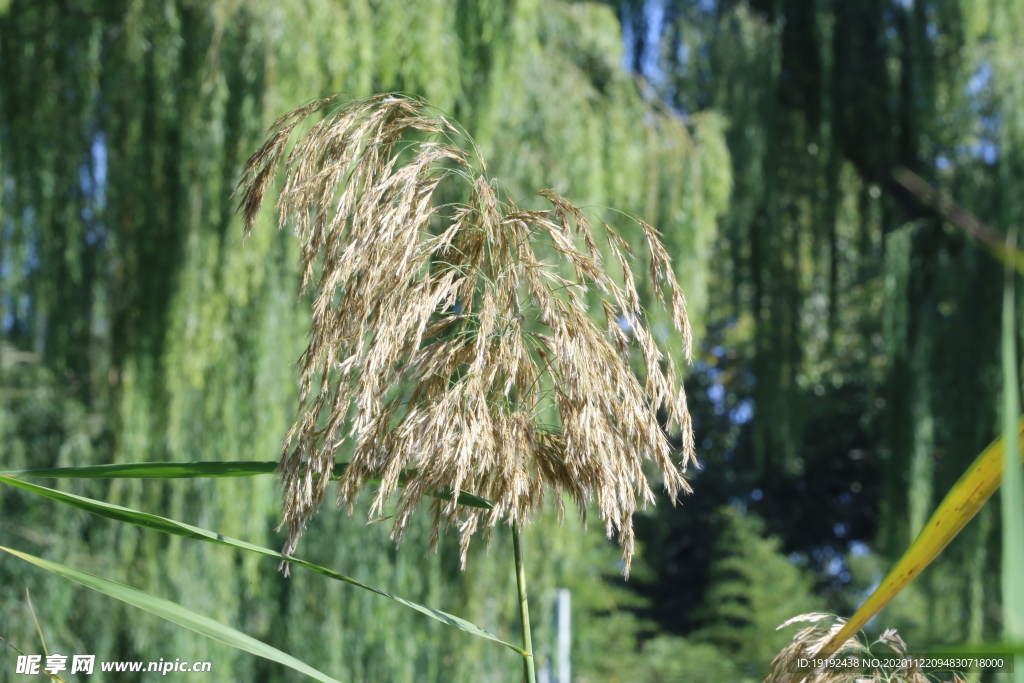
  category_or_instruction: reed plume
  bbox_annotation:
[237,93,696,576]
[765,613,966,683]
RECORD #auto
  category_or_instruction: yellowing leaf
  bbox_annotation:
[815,416,1024,661]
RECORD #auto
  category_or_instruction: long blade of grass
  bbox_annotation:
[0,546,344,683]
[0,475,525,655]
[813,416,1024,661]
[1001,232,1024,683]
[0,462,281,478]
[0,461,493,510]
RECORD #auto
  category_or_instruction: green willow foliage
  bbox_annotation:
[0,1,729,681]
[624,0,1024,650]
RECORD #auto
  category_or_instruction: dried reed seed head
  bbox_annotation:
[237,94,697,575]
[766,614,965,683]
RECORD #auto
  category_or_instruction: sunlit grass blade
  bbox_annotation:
[813,416,1024,661]
[0,461,493,510]
[1001,236,1024,683]
[0,475,525,655]
[0,546,344,683]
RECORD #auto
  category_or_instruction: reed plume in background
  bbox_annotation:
[766,614,967,683]
[237,94,696,575]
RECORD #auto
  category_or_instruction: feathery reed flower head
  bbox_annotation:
[237,93,697,575]
[765,613,966,683]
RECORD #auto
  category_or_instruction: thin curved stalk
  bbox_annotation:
[512,520,537,683]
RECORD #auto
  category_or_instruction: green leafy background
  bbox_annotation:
[2,0,1023,681]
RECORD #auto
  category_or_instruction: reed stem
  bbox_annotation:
[512,520,536,683]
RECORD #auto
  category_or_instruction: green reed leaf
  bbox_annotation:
[0,475,523,655]
[0,546,344,683]
[0,461,493,509]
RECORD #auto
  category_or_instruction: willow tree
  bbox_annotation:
[620,0,1023,655]
[0,1,728,680]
